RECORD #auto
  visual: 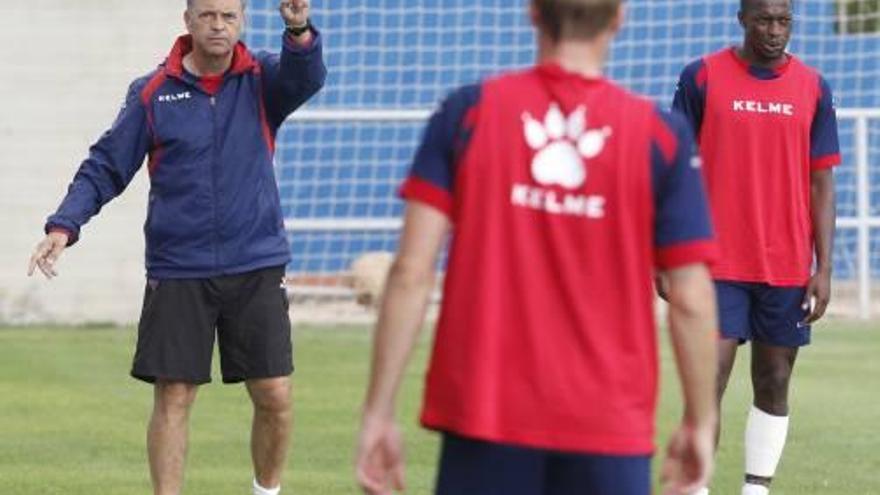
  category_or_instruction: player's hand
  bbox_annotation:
[28,231,70,279]
[802,269,831,324]
[355,414,405,495]
[279,0,309,29]
[660,422,714,495]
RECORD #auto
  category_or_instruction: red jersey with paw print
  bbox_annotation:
[400,63,718,454]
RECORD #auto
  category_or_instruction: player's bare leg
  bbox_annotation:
[247,376,293,492]
[744,342,798,492]
[715,338,740,445]
[148,380,199,495]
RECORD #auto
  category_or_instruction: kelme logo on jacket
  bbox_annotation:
[157,91,193,103]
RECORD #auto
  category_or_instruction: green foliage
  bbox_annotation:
[835,0,880,34]
[0,322,877,494]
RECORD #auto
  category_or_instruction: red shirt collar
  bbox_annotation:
[728,46,793,78]
[163,35,258,78]
[536,62,607,85]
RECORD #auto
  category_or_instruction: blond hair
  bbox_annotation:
[533,0,622,41]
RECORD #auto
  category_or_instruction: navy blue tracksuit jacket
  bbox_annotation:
[46,31,326,278]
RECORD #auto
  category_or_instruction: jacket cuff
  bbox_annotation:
[45,221,79,247]
[283,25,321,54]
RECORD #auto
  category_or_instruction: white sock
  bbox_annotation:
[253,478,281,495]
[744,405,789,478]
[742,483,769,495]
[690,488,710,495]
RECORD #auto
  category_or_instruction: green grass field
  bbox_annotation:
[0,321,877,494]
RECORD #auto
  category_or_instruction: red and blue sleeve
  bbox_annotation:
[651,108,719,270]
[671,59,707,138]
[399,84,481,218]
[45,78,152,246]
[810,75,841,170]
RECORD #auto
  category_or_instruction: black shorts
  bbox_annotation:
[131,266,293,384]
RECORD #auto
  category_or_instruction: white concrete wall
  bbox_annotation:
[0,1,185,324]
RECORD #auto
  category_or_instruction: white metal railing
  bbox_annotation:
[284,108,880,319]
[283,109,426,233]
[837,108,880,319]
[290,109,431,122]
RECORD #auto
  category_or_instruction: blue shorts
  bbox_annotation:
[435,432,651,495]
[715,281,810,347]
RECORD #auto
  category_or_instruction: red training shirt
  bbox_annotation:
[401,63,718,455]
[673,48,841,286]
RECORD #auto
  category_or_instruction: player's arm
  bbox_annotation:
[259,0,327,128]
[356,202,449,495]
[804,168,835,323]
[660,263,718,495]
[671,59,707,137]
[651,109,719,494]
[28,79,151,279]
[356,85,477,495]
[656,59,708,299]
[803,76,840,323]
[804,77,840,324]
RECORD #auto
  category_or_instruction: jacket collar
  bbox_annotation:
[163,35,259,79]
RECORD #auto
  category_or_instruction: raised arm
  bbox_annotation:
[28,78,151,278]
[258,0,327,129]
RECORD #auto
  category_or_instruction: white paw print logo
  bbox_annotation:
[522,103,612,189]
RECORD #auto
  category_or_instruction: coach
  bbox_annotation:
[28,0,325,494]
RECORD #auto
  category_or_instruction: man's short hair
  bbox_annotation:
[533,0,622,41]
[187,0,247,9]
[740,0,792,13]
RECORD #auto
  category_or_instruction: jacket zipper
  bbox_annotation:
[210,94,220,272]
